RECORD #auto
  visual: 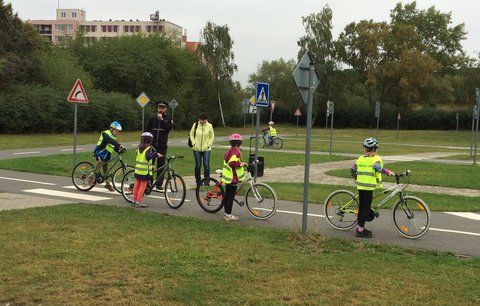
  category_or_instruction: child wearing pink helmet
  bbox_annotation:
[221,133,248,221]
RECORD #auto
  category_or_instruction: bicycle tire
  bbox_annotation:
[272,137,283,150]
[393,196,431,239]
[245,182,277,220]
[120,169,136,203]
[72,161,96,191]
[112,166,134,194]
[196,177,225,213]
[165,174,186,209]
[258,137,266,148]
[324,190,358,230]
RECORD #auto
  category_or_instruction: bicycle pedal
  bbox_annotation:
[374,212,380,218]
[238,201,245,207]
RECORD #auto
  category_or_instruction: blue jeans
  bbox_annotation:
[193,150,211,184]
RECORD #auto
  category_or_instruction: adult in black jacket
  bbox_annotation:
[145,101,173,190]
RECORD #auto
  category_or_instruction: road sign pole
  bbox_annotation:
[471,111,475,157]
[243,113,246,129]
[474,89,480,165]
[296,116,299,136]
[254,108,260,183]
[301,61,314,236]
[73,104,78,167]
[142,108,145,132]
[329,110,334,156]
[456,113,459,133]
[325,112,328,137]
[396,117,400,139]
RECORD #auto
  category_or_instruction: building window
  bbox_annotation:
[61,11,66,18]
[107,25,112,32]
[129,25,134,32]
[101,25,107,32]
[123,25,129,32]
[135,26,141,32]
[146,25,151,32]
[55,24,72,31]
[113,25,118,32]
[91,25,96,32]
[72,12,77,18]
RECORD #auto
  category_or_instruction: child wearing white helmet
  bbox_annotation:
[351,138,395,238]
[221,133,248,221]
[131,132,163,208]
[92,121,124,191]
[261,121,277,145]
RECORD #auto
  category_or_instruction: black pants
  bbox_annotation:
[358,189,373,227]
[154,147,167,188]
[222,184,237,215]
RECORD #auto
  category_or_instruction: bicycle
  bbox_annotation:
[324,170,431,239]
[120,155,186,209]
[72,148,133,193]
[195,161,277,220]
[258,131,283,150]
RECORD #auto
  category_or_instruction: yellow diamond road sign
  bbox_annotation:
[136,92,150,108]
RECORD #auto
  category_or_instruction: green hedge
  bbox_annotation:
[0,84,142,133]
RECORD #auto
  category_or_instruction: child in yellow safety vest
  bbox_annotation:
[351,138,395,238]
[221,133,248,221]
[132,132,163,208]
[261,121,277,145]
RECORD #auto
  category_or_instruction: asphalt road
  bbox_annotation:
[0,168,478,257]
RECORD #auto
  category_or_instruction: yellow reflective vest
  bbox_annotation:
[268,126,277,136]
[96,130,116,154]
[135,147,154,176]
[355,155,383,191]
[221,154,246,184]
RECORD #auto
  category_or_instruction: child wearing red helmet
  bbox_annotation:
[221,133,248,221]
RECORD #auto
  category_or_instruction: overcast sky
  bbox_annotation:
[8,0,480,86]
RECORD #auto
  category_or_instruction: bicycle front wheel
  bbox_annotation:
[272,137,283,150]
[112,166,134,194]
[258,137,266,148]
[324,190,358,230]
[72,161,96,191]
[245,182,277,220]
[196,177,224,213]
[393,196,430,239]
[165,174,186,209]
[121,169,136,203]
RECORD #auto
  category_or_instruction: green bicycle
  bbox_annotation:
[324,170,431,239]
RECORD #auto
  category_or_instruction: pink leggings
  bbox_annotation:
[133,178,148,203]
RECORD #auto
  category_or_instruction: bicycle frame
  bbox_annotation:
[97,153,127,178]
[340,181,406,213]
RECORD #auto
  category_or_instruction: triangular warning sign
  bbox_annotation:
[67,79,89,103]
[294,108,302,116]
[257,87,267,103]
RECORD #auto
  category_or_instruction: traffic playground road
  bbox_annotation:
[0,168,479,257]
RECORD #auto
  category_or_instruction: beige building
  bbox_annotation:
[29,9,185,45]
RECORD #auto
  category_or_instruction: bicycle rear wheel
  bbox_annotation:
[393,196,430,239]
[272,137,283,150]
[121,169,136,203]
[72,161,96,191]
[324,190,358,230]
[196,177,224,213]
[245,182,277,220]
[165,174,186,209]
[113,166,134,194]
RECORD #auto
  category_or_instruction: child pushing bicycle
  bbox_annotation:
[221,133,248,221]
[351,138,395,238]
[131,132,163,208]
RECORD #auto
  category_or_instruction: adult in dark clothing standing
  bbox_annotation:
[145,101,173,191]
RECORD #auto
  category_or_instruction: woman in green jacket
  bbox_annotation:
[190,113,215,185]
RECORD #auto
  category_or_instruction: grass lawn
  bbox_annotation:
[266,183,480,212]
[0,205,478,304]
[327,161,480,190]
[0,146,347,177]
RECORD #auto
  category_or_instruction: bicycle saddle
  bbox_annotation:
[215,169,223,174]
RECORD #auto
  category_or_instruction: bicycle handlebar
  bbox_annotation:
[395,170,411,184]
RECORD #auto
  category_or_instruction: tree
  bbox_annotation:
[199,21,237,127]
[297,5,337,120]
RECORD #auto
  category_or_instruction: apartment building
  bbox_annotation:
[28,9,185,45]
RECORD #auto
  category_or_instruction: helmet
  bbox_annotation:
[141,132,153,139]
[229,133,243,141]
[110,121,122,131]
[268,121,274,125]
[363,137,379,150]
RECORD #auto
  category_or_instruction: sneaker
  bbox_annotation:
[139,202,149,208]
[156,186,165,192]
[130,201,140,208]
[224,214,239,222]
[105,183,115,192]
[356,228,373,238]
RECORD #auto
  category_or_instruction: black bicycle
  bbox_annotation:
[72,148,133,193]
[120,155,187,209]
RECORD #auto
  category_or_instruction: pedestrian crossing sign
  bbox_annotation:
[255,82,269,107]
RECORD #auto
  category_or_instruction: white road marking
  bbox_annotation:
[61,148,84,152]
[24,188,111,201]
[62,185,190,202]
[445,212,480,221]
[13,151,41,155]
[0,176,56,186]
[257,207,480,237]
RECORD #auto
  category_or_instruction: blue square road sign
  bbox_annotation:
[255,82,269,107]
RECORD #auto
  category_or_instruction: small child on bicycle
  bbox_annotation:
[221,133,248,221]
[132,132,163,208]
[351,138,395,238]
[261,121,277,145]
[92,121,124,191]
